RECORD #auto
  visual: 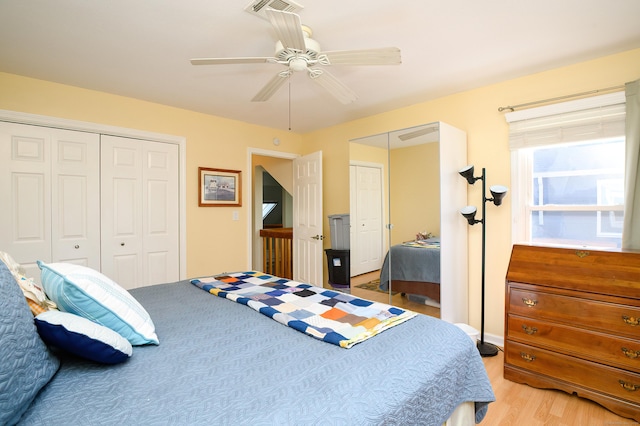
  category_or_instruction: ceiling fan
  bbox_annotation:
[190,9,401,104]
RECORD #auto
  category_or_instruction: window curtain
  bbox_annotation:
[506,91,626,149]
[623,79,640,249]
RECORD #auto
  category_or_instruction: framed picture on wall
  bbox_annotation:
[198,167,242,207]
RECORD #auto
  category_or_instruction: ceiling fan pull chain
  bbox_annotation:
[288,75,292,131]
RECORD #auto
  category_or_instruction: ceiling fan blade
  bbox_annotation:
[190,57,273,65]
[397,126,437,141]
[265,9,306,51]
[307,68,357,104]
[251,71,291,102]
[319,47,401,66]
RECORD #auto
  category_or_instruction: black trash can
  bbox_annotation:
[325,249,350,290]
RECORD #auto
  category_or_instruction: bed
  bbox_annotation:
[379,239,441,304]
[1,258,494,426]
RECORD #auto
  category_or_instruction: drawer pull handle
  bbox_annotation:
[622,347,640,359]
[622,315,640,326]
[520,352,536,362]
[522,325,538,335]
[575,250,589,258]
[522,298,538,308]
[618,380,640,392]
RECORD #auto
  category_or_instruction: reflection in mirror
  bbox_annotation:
[349,123,442,318]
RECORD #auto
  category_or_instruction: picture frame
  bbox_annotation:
[198,167,242,207]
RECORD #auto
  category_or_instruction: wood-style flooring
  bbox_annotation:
[349,271,440,317]
[482,350,637,425]
[349,271,639,425]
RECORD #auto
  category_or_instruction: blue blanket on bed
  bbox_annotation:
[19,280,495,425]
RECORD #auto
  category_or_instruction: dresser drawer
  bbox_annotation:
[507,315,640,373]
[508,286,640,339]
[505,340,640,404]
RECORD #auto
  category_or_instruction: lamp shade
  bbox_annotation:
[489,185,508,206]
[460,205,478,225]
[458,165,476,184]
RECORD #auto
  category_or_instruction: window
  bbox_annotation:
[262,202,277,220]
[508,92,626,249]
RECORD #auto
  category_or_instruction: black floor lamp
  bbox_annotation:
[459,165,508,357]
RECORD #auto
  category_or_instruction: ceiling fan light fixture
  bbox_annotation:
[289,57,308,72]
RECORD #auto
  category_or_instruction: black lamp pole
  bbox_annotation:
[478,168,499,357]
[459,166,503,357]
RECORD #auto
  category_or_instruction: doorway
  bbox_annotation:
[247,148,324,286]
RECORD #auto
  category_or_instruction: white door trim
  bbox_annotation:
[0,109,188,280]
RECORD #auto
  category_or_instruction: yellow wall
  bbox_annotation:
[389,142,440,244]
[0,71,305,279]
[304,48,640,340]
[2,47,639,341]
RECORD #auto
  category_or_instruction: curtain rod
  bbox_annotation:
[497,84,625,112]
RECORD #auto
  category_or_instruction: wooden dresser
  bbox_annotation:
[504,244,640,421]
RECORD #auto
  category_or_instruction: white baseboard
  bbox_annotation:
[482,332,504,349]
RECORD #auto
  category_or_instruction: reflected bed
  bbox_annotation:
[379,239,441,305]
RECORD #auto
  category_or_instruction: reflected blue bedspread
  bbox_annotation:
[380,239,441,291]
[19,280,494,425]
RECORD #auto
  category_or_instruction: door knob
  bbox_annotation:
[74,245,79,249]
[311,235,324,240]
[120,242,125,246]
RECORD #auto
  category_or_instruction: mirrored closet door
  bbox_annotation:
[349,122,469,324]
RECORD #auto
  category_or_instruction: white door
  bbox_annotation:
[101,135,179,289]
[52,130,101,269]
[0,122,100,280]
[142,142,179,285]
[292,151,323,286]
[350,164,383,276]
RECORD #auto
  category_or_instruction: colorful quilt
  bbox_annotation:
[402,240,441,249]
[191,271,417,348]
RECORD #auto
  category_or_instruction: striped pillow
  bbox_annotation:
[38,261,158,346]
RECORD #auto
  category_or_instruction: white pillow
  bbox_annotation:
[38,261,159,345]
[35,310,132,364]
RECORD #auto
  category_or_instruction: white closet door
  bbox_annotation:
[350,164,383,276]
[101,135,179,289]
[0,122,100,280]
[51,129,101,269]
[0,123,52,279]
[142,142,179,285]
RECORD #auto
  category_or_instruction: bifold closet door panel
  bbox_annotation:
[51,129,101,269]
[0,122,100,281]
[100,135,179,289]
[142,142,179,286]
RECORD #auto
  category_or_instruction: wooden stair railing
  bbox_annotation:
[259,227,293,279]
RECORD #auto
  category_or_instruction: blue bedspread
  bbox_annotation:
[19,280,494,425]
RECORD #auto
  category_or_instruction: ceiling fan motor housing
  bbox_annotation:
[275,28,320,70]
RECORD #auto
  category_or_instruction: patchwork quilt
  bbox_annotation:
[402,240,441,249]
[191,271,417,348]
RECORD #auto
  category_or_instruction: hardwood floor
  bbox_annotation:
[482,350,638,425]
[349,271,638,425]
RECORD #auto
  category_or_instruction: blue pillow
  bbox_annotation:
[0,259,60,426]
[35,310,133,364]
[38,261,159,346]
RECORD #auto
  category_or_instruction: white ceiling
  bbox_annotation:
[1,0,639,133]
